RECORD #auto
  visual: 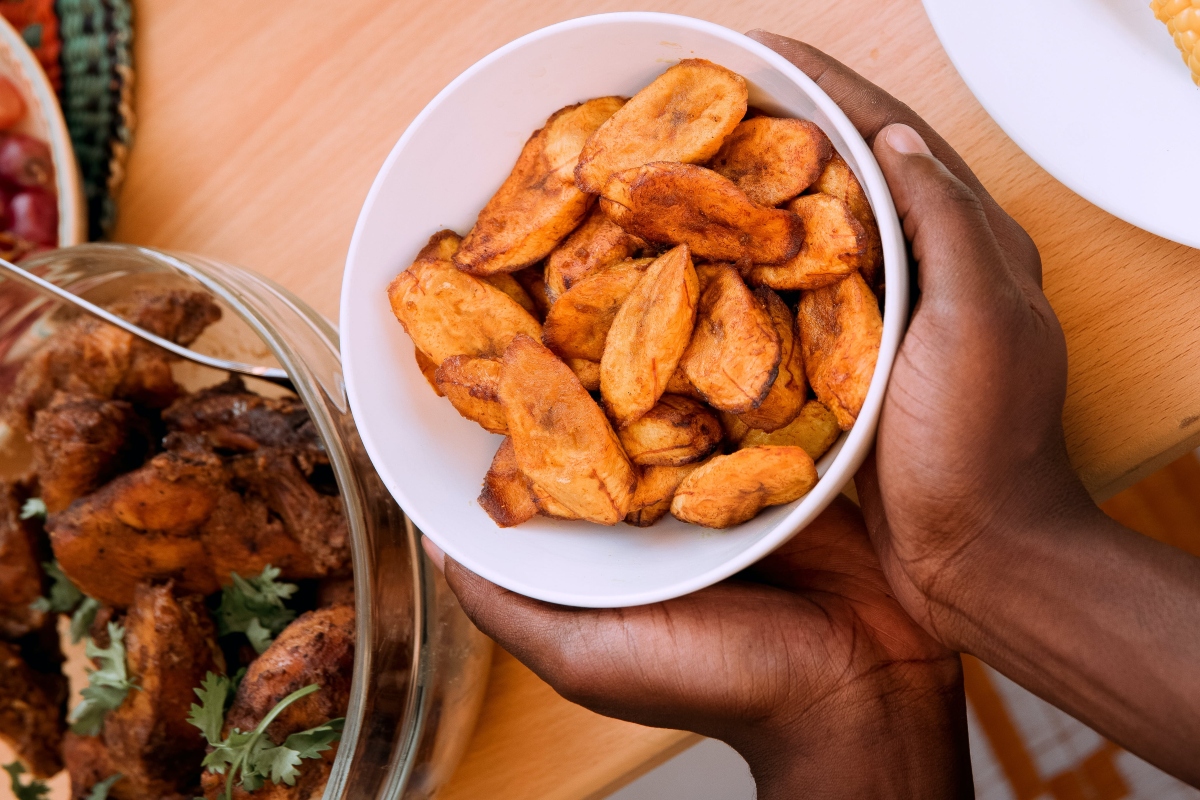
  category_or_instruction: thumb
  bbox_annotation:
[873,123,1021,308]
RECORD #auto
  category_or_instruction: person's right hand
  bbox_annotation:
[751,33,1200,787]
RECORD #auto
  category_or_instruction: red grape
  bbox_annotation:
[0,133,53,190]
[0,77,25,130]
[9,190,57,245]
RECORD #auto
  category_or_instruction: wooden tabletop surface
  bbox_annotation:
[105,0,1200,797]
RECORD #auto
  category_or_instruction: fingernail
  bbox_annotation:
[882,123,931,156]
[421,535,446,574]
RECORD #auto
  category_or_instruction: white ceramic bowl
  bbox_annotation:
[341,12,906,608]
[0,16,85,246]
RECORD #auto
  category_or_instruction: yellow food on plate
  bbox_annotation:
[482,272,539,317]
[575,58,748,193]
[811,153,883,291]
[736,288,806,432]
[414,349,444,396]
[710,117,833,207]
[455,96,626,275]
[566,357,601,391]
[1151,0,1200,86]
[500,334,637,524]
[600,162,804,264]
[681,263,780,414]
[544,206,646,301]
[625,459,711,528]
[798,272,883,430]
[747,193,867,290]
[670,446,818,528]
[616,394,722,466]
[542,257,653,361]
[600,245,699,427]
[478,437,539,527]
[740,400,842,462]
[434,355,507,434]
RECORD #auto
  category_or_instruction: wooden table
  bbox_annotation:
[110,0,1200,797]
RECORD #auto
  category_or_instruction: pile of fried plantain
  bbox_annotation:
[387,58,884,529]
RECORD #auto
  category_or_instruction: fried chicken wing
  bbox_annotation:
[98,583,225,800]
[0,480,48,638]
[31,392,146,514]
[0,638,65,777]
[201,604,355,800]
[3,290,222,433]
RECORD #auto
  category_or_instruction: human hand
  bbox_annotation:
[431,497,972,800]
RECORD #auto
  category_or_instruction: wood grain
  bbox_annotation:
[42,0,1192,797]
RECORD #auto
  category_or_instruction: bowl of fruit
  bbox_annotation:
[0,15,85,254]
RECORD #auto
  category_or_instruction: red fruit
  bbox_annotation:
[9,190,57,245]
[0,133,53,190]
[0,77,25,130]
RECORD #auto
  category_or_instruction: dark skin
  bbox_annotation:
[433,32,1200,796]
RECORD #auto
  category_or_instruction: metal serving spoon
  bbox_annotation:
[0,257,294,391]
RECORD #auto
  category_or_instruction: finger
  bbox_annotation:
[746,31,1041,284]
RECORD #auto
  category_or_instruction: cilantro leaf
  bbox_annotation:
[216,566,298,654]
[85,773,122,800]
[282,717,345,759]
[30,561,83,614]
[19,497,45,520]
[189,672,236,744]
[3,761,50,800]
[250,744,303,786]
[68,597,102,645]
[69,623,138,736]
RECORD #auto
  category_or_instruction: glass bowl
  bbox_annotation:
[0,243,492,800]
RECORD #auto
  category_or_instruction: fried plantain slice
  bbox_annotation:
[417,228,462,262]
[810,153,883,291]
[575,59,747,194]
[740,400,841,461]
[567,358,601,391]
[414,349,444,396]
[719,410,750,446]
[625,460,709,527]
[798,272,882,430]
[710,117,833,207]
[512,266,553,321]
[736,288,806,431]
[600,246,700,427]
[747,193,867,290]
[454,97,626,275]
[617,394,721,466]
[478,437,538,527]
[670,445,817,528]
[600,163,804,264]
[542,257,653,361]
[545,207,647,301]
[483,272,539,317]
[388,234,543,364]
[500,335,636,524]
[435,355,507,434]
[680,264,780,413]
[664,365,705,400]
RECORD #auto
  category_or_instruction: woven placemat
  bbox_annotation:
[0,0,133,240]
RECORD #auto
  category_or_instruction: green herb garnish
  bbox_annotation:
[18,497,45,520]
[85,773,123,800]
[69,622,138,736]
[188,673,343,800]
[30,561,102,644]
[216,566,298,654]
[3,762,48,800]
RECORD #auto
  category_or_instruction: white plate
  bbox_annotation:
[923,0,1200,250]
[340,13,907,608]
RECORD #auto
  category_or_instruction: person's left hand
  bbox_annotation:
[429,496,973,799]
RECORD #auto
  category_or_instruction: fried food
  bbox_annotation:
[736,289,805,431]
[664,366,704,400]
[478,437,538,528]
[454,97,626,275]
[600,246,699,427]
[544,207,646,300]
[511,266,553,321]
[811,153,883,290]
[483,272,539,317]
[718,410,750,446]
[741,400,841,461]
[575,59,747,193]
[103,583,225,800]
[670,446,817,528]
[542,257,653,361]
[600,163,804,264]
[710,117,833,207]
[680,264,780,413]
[0,481,49,639]
[616,395,721,466]
[434,355,507,434]
[625,461,707,527]
[798,272,883,430]
[414,349,444,396]
[0,639,64,778]
[499,335,636,524]
[747,193,867,290]
[567,358,600,391]
[388,236,543,364]
[31,392,145,513]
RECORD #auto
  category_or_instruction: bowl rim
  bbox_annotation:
[340,11,908,608]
